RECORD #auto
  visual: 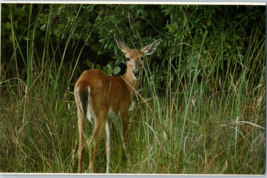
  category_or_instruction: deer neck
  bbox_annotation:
[121,70,140,96]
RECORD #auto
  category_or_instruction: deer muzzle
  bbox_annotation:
[132,68,141,80]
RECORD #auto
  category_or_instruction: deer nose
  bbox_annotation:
[132,68,139,74]
[132,68,140,79]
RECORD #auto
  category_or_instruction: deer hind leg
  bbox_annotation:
[88,113,107,173]
[77,108,85,173]
[75,87,89,173]
[105,119,111,173]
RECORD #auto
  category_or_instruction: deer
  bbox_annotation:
[74,34,161,173]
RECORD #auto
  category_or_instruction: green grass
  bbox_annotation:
[0,4,265,174]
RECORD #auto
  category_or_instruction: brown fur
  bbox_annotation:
[74,35,161,173]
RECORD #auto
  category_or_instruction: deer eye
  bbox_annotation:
[126,58,130,61]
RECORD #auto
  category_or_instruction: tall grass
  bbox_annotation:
[0,4,265,174]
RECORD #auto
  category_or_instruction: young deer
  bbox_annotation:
[74,34,161,173]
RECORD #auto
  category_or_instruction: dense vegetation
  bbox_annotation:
[0,4,265,173]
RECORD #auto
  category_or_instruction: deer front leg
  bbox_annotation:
[119,115,130,162]
[105,119,111,173]
[88,119,106,173]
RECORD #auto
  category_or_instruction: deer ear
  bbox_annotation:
[114,34,129,53]
[141,38,162,55]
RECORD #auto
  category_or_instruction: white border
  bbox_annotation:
[0,174,266,178]
[0,0,266,4]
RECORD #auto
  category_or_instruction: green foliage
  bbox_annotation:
[38,5,96,43]
[2,5,265,90]
[160,5,265,79]
[83,59,121,76]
